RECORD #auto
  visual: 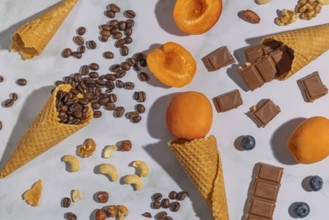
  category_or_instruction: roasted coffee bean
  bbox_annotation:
[152,201,161,209]
[73,36,84,46]
[109,19,119,27]
[126,19,135,28]
[101,29,111,38]
[134,52,145,61]
[168,191,177,200]
[177,191,188,201]
[65,212,77,220]
[61,197,71,208]
[124,36,133,44]
[86,40,97,49]
[108,3,120,13]
[105,103,116,110]
[79,81,87,90]
[113,32,123,39]
[115,70,126,78]
[140,58,147,67]
[78,45,86,53]
[124,28,132,37]
[134,91,146,102]
[78,98,88,105]
[133,64,141,71]
[89,72,99,78]
[114,106,125,117]
[63,76,73,84]
[91,102,101,110]
[70,89,80,96]
[108,94,117,103]
[110,64,121,72]
[161,199,170,209]
[11,93,18,101]
[142,212,152,218]
[156,211,167,220]
[96,79,106,87]
[4,99,14,107]
[103,51,114,59]
[165,216,173,220]
[0,75,4,82]
[101,24,111,31]
[98,97,109,105]
[124,10,136,18]
[89,63,99,71]
[152,193,163,201]
[116,80,124,88]
[170,201,180,212]
[138,72,150,81]
[127,57,136,66]
[55,80,64,86]
[17,78,27,86]
[126,111,139,119]
[119,21,127,31]
[93,110,102,118]
[80,65,89,75]
[71,52,82,59]
[125,82,135,90]
[121,62,130,70]
[135,104,145,113]
[121,46,129,56]
[115,39,125,48]
[110,27,119,34]
[106,10,116,18]
[77,26,86,35]
[99,35,109,42]
[62,48,72,58]
[105,73,116,81]
[96,191,109,203]
[73,73,82,82]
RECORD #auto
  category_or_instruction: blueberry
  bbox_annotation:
[310,175,323,191]
[294,202,310,218]
[241,135,255,150]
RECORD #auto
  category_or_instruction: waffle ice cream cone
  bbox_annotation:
[11,0,78,59]
[168,135,229,220]
[0,84,93,178]
[262,23,329,80]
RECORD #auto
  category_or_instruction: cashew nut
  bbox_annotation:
[97,163,119,182]
[71,189,82,202]
[122,174,143,191]
[131,160,149,177]
[117,205,129,220]
[62,155,80,172]
[102,145,118,158]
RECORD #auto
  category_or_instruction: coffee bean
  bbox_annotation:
[121,62,130,70]
[115,70,126,78]
[177,191,188,201]
[0,76,4,82]
[105,103,116,110]
[109,19,119,27]
[113,32,123,39]
[138,72,150,82]
[108,3,120,13]
[125,82,135,90]
[168,191,177,200]
[140,58,147,67]
[152,201,161,209]
[126,111,139,120]
[99,35,109,42]
[89,72,99,78]
[134,91,146,102]
[124,28,132,37]
[165,216,173,220]
[103,51,114,59]
[71,52,82,59]
[89,63,99,71]
[114,106,125,117]
[17,78,27,86]
[110,64,121,72]
[93,110,102,118]
[4,99,14,107]
[127,57,136,66]
[115,39,125,48]
[62,48,72,58]
[101,29,111,38]
[80,65,89,75]
[96,191,109,203]
[152,193,163,201]
[142,212,152,218]
[121,46,129,56]
[126,19,135,28]
[91,102,101,110]
[119,21,127,31]
[133,52,145,61]
[156,211,167,220]
[78,98,88,105]
[78,45,86,53]
[133,64,141,71]
[65,212,77,220]
[135,104,145,113]
[170,201,180,212]
[76,26,86,35]
[109,94,117,103]
[161,198,170,209]
[124,37,133,44]
[73,36,84,46]
[96,79,106,87]
[98,97,109,105]
[11,93,18,101]
[105,73,116,81]
[101,24,111,31]
[124,10,136,18]
[86,40,97,49]
[61,197,71,208]
[73,73,83,82]
[116,80,124,88]
[55,80,64,86]
[106,10,116,18]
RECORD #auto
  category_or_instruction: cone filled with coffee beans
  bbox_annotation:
[0,84,93,178]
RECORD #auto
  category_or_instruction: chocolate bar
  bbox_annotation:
[202,46,235,71]
[244,41,282,62]
[246,163,284,220]
[250,99,281,127]
[299,71,328,102]
[239,65,265,91]
[213,89,243,112]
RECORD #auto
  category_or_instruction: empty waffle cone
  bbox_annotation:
[168,135,229,220]
[262,23,329,80]
[11,0,78,59]
[0,84,93,178]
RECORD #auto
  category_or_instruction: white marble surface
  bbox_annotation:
[0,0,329,219]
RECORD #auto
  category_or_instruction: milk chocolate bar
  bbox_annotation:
[202,46,235,71]
[244,41,281,62]
[299,71,328,102]
[250,99,280,127]
[213,89,243,112]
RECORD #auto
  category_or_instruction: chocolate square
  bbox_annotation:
[249,198,275,218]
[202,46,235,71]
[255,57,277,82]
[213,89,243,112]
[246,214,271,220]
[251,99,281,127]
[258,163,283,183]
[239,65,264,91]
[299,72,328,102]
[262,40,282,54]
[245,45,265,62]
[253,179,280,201]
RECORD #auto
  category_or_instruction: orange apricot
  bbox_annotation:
[147,42,196,88]
[166,91,213,140]
[173,0,223,35]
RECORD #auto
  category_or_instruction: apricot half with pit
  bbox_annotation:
[147,42,196,88]
[173,0,223,35]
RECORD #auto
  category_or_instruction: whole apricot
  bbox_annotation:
[166,91,213,140]
[147,42,196,88]
[287,116,329,164]
[173,0,223,34]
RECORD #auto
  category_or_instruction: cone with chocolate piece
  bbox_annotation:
[262,23,329,80]
[11,0,78,59]
[0,84,93,178]
[168,135,229,220]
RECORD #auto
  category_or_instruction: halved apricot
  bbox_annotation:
[146,42,197,88]
[173,0,222,35]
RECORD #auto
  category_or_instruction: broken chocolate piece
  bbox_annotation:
[271,46,294,74]
[239,65,264,91]
[244,41,282,62]
[202,46,235,71]
[254,56,277,82]
[250,99,281,127]
[213,89,243,112]
[299,71,328,102]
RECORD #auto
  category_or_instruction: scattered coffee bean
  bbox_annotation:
[98,97,109,105]
[123,36,132,44]
[115,39,125,48]
[125,82,135,90]
[89,63,99,71]
[161,198,170,209]
[108,3,120,13]
[114,106,125,117]
[131,115,141,123]
[3,99,14,107]
[62,48,72,58]
[109,19,119,27]
[140,58,147,67]
[152,201,161,209]
[61,197,71,208]
[80,65,89,75]
[73,36,84,46]
[127,57,136,66]
[152,193,163,201]
[168,191,177,200]
[71,52,82,59]
[124,10,136,18]
[77,26,86,35]
[121,46,129,56]
[156,211,167,220]
[91,102,101,110]
[0,76,4,82]
[78,45,86,53]
[11,93,18,101]
[115,70,126,78]
[121,62,130,70]
[142,212,152,218]
[165,216,173,220]
[134,52,145,62]
[65,212,77,220]
[110,64,121,72]
[108,94,117,103]
[17,78,27,86]
[126,111,139,120]
[105,103,116,110]
[101,29,111,38]
[124,28,132,37]
[126,19,135,28]
[170,201,181,212]
[135,104,145,113]
[93,110,102,118]
[116,80,124,88]
[134,91,146,102]
[96,191,109,203]
[106,10,116,18]
[86,40,97,49]
[101,24,111,31]
[89,72,99,78]
[133,64,141,71]
[177,191,188,201]
[103,51,114,59]
[138,72,150,82]
[105,73,116,81]
[119,21,127,31]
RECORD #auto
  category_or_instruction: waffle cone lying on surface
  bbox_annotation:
[11,0,78,59]
[168,135,229,220]
[262,23,329,80]
[0,84,93,178]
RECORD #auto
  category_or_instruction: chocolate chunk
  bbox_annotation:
[239,65,264,91]
[253,180,280,201]
[250,99,281,127]
[202,46,235,71]
[270,46,293,74]
[244,45,265,63]
[298,71,328,102]
[257,163,283,183]
[213,89,243,112]
[249,198,275,218]
[254,56,277,82]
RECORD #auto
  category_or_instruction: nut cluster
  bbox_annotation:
[296,0,322,20]
[275,9,298,26]
[77,138,97,158]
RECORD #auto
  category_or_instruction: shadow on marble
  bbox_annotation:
[288,202,301,218]
[154,0,188,36]
[270,118,305,165]
[234,135,246,151]
[0,86,53,170]
[0,1,61,51]
[301,176,313,192]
